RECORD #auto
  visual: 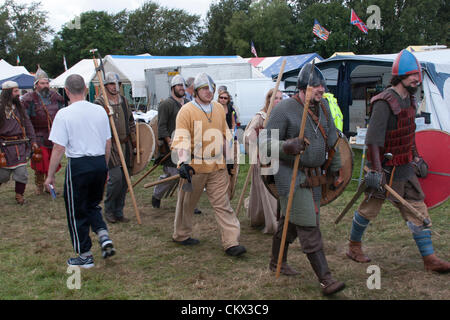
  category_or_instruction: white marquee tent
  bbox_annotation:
[0,59,30,80]
[51,55,267,98]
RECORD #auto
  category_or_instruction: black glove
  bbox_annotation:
[413,157,428,178]
[227,163,234,175]
[364,170,386,191]
[178,162,195,183]
[282,137,308,155]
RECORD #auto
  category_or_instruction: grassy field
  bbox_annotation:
[0,149,448,300]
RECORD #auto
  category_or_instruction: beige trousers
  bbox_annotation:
[358,195,431,227]
[172,169,241,250]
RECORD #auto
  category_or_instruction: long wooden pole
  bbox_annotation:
[235,59,286,217]
[144,174,180,188]
[136,121,141,164]
[91,51,142,225]
[131,152,171,189]
[276,62,315,278]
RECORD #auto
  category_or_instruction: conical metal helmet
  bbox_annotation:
[34,66,49,85]
[297,62,326,90]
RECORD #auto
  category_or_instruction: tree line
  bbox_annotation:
[1,0,448,78]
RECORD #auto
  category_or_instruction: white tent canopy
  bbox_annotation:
[51,55,268,98]
[0,59,30,80]
[50,59,99,88]
[317,49,450,133]
[98,55,268,97]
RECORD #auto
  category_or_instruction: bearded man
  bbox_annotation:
[22,67,65,195]
[0,81,38,204]
[345,49,450,273]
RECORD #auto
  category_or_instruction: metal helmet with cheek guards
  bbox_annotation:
[171,74,186,88]
[194,73,216,93]
[104,72,120,85]
[103,72,121,92]
[297,62,326,90]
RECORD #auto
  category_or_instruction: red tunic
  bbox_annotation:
[22,91,64,173]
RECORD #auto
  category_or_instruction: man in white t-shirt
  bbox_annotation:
[44,74,115,269]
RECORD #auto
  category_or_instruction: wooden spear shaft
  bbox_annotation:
[276,62,315,278]
[131,152,171,189]
[235,59,286,217]
[91,52,142,225]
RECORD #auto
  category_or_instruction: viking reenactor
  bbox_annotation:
[95,72,136,223]
[345,49,450,273]
[171,73,246,257]
[22,66,65,195]
[0,81,38,204]
[262,63,345,295]
[243,88,283,234]
[152,75,189,209]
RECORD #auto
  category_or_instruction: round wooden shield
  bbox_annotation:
[132,122,155,176]
[415,129,450,209]
[261,133,353,207]
[228,140,240,200]
[320,135,353,206]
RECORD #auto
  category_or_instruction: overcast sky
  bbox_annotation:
[8,0,214,32]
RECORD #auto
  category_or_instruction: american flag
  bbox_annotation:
[350,9,368,34]
[251,41,258,58]
[313,19,330,41]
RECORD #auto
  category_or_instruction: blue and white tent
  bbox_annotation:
[263,53,323,79]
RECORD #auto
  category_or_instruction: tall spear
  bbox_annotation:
[276,61,316,278]
[90,49,142,225]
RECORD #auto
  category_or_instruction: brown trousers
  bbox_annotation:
[274,215,324,254]
[172,169,241,250]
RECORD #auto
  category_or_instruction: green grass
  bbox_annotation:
[0,149,448,300]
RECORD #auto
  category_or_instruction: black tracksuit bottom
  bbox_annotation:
[64,156,108,254]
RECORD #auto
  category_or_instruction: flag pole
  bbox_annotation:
[347,24,351,51]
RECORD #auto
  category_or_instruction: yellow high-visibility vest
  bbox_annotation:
[324,93,343,132]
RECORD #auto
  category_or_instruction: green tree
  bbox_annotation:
[200,0,252,55]
[293,0,350,58]
[0,0,52,72]
[123,1,201,55]
[345,0,449,54]
[54,11,127,67]
[225,0,297,57]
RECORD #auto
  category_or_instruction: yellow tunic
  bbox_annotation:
[172,101,232,174]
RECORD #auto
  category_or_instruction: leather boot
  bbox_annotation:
[269,235,299,276]
[15,193,25,205]
[34,172,45,195]
[423,254,450,273]
[346,240,371,263]
[307,250,345,296]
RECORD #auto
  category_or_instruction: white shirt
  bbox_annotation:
[49,100,111,158]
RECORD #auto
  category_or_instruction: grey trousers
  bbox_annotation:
[104,166,127,218]
[153,165,179,200]
[0,165,28,184]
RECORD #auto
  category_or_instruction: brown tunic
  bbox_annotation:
[95,94,136,169]
[0,103,36,168]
